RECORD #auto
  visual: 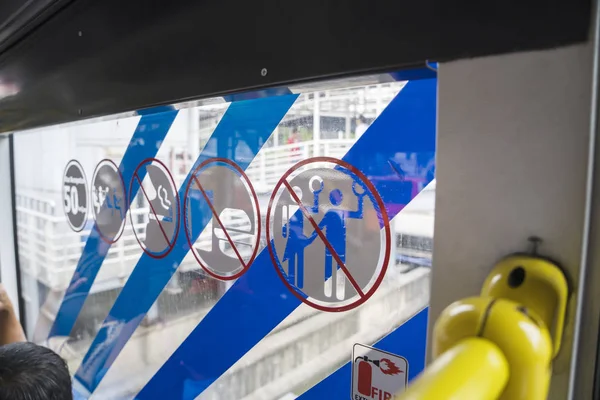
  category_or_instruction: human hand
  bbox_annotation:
[0,283,26,344]
[0,283,16,315]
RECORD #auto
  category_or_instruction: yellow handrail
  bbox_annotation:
[396,249,568,400]
[400,337,508,400]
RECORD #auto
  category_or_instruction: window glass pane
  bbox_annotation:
[13,76,435,399]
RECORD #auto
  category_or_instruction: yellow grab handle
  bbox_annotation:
[481,254,568,358]
[397,247,567,399]
[397,337,509,400]
[431,297,553,400]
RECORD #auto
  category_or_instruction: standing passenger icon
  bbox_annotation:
[280,186,318,289]
[315,182,365,299]
[267,157,391,312]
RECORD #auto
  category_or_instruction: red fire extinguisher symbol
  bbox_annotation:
[356,356,404,396]
[357,357,373,396]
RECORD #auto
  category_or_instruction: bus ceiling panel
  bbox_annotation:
[0,0,68,53]
[0,0,591,134]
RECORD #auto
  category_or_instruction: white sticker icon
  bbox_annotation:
[352,343,408,400]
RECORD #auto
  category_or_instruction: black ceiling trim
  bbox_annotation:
[0,0,592,133]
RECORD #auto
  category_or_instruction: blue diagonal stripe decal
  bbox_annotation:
[47,109,178,339]
[298,308,429,399]
[135,78,436,400]
[72,94,299,394]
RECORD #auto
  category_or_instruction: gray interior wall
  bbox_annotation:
[431,43,594,399]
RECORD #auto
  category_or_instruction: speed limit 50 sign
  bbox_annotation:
[63,160,89,232]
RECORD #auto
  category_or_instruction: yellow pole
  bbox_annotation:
[397,337,509,400]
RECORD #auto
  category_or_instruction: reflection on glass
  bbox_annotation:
[12,79,434,399]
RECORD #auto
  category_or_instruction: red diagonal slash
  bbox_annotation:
[283,180,365,298]
[192,176,248,270]
[135,174,171,246]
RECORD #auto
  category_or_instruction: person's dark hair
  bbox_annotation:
[0,342,72,400]
[358,114,367,124]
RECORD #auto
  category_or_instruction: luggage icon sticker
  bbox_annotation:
[184,157,261,280]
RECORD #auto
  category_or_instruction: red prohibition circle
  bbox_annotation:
[90,159,127,245]
[266,156,391,313]
[128,158,180,259]
[183,157,261,281]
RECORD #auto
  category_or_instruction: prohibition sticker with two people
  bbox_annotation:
[267,157,391,312]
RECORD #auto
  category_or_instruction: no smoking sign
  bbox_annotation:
[129,158,180,258]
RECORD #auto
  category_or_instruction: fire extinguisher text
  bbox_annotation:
[354,387,394,400]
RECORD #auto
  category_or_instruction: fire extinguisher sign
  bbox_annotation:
[352,343,408,400]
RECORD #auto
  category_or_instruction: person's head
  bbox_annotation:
[0,342,72,400]
[329,189,343,206]
[357,115,367,125]
[291,127,299,137]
